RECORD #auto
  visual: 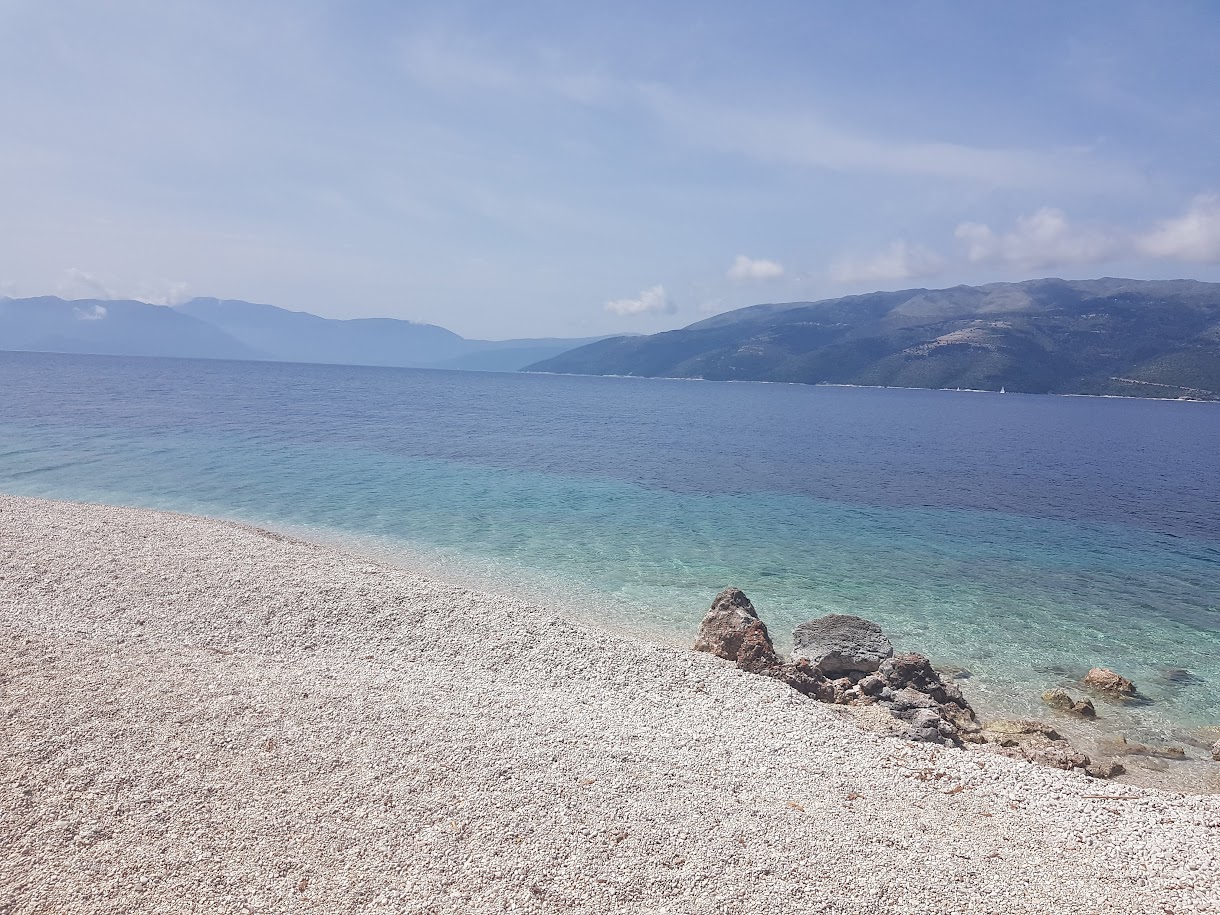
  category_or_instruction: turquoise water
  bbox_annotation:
[1,351,1218,751]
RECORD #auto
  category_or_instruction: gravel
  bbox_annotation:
[2,494,1218,914]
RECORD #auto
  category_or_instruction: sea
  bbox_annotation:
[3,350,1219,778]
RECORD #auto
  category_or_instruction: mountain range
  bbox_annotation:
[0,296,608,372]
[526,278,1220,400]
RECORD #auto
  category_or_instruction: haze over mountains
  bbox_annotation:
[0,296,609,372]
[527,278,1220,400]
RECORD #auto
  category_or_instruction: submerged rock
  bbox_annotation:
[1083,667,1137,699]
[791,614,893,676]
[1041,687,1097,718]
[1098,736,1187,761]
[1159,667,1203,687]
[694,587,768,662]
[980,719,1099,775]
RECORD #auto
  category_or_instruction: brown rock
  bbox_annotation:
[980,719,1092,772]
[983,718,1062,741]
[1041,687,1097,718]
[1083,667,1137,699]
[1098,736,1186,760]
[1212,740,1220,762]
[735,620,780,674]
[694,587,769,661]
[1085,758,1126,779]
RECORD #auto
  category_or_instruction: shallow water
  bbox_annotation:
[2,350,1218,776]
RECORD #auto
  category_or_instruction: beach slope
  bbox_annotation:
[1,494,1216,914]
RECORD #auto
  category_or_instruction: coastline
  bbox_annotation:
[3,494,1219,913]
[522,369,1220,403]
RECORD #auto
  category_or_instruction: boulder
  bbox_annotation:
[1083,667,1137,699]
[1041,687,1097,718]
[1212,740,1220,762]
[694,587,769,661]
[792,614,893,676]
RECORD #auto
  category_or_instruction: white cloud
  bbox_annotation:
[727,255,784,281]
[73,303,108,321]
[955,208,1121,269]
[59,267,115,300]
[1137,193,1220,262]
[604,284,675,316]
[830,240,945,284]
[54,268,189,305]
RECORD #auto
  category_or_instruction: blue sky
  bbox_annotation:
[2,1,1219,338]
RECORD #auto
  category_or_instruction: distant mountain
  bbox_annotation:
[177,298,469,367]
[0,296,257,360]
[525,278,1220,400]
[0,295,609,371]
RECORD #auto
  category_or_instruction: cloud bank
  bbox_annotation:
[604,284,675,316]
[836,194,1220,285]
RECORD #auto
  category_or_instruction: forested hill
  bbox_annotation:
[525,278,1220,400]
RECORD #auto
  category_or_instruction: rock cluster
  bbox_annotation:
[1083,667,1137,699]
[1041,687,1097,718]
[696,589,979,747]
[693,588,1128,777]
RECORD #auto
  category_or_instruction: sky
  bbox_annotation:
[2,1,1219,339]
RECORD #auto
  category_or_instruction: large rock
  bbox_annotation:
[792,614,893,676]
[1083,667,1137,699]
[694,588,770,662]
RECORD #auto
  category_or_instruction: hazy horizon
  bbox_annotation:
[3,2,1220,338]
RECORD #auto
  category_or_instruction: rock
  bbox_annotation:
[1041,687,1097,718]
[1212,740,1220,762]
[979,719,1092,773]
[871,653,981,746]
[935,664,972,680]
[1083,667,1137,699]
[983,719,1063,742]
[694,588,768,662]
[1085,759,1126,779]
[791,615,893,676]
[1098,736,1187,760]
[1160,668,1201,686]
[734,620,780,675]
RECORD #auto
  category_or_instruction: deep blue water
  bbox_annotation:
[2,350,1219,742]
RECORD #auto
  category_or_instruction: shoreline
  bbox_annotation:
[522,369,1220,403]
[3,494,1219,913]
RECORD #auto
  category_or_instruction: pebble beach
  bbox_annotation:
[2,493,1218,914]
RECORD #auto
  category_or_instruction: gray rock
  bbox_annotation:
[1212,740,1220,762]
[792,614,893,676]
[693,587,766,661]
